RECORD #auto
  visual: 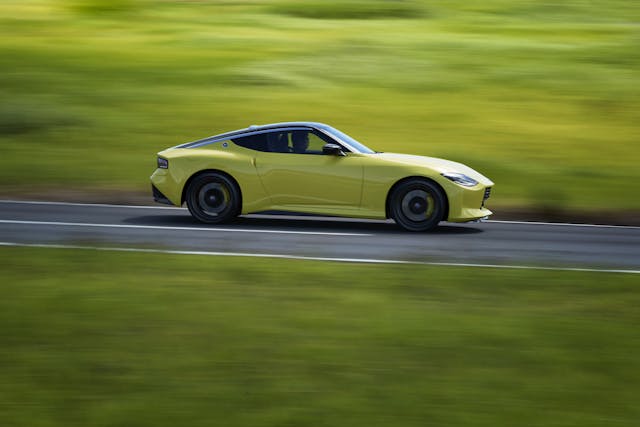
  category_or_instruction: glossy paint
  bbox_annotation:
[150,124,493,222]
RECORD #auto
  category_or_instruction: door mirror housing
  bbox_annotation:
[322,143,346,156]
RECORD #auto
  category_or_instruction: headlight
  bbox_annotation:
[441,172,478,187]
[157,157,169,169]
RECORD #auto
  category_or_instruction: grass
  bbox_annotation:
[1,246,639,426]
[0,0,639,212]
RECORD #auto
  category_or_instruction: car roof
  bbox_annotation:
[247,121,329,131]
[176,122,329,149]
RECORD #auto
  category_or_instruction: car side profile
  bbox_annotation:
[150,122,493,231]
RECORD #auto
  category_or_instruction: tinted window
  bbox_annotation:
[266,131,291,153]
[263,129,338,155]
[231,129,346,154]
[289,130,334,154]
[231,133,269,152]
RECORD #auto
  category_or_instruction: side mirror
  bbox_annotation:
[322,143,346,156]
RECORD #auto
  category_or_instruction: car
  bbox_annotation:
[150,122,493,231]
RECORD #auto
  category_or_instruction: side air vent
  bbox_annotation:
[482,187,492,208]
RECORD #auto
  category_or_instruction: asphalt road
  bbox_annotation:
[1,200,639,272]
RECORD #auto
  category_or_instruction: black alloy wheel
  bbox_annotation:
[390,179,446,231]
[186,172,240,223]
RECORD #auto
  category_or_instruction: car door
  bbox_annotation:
[253,129,363,209]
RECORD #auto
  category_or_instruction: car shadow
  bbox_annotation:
[122,214,484,235]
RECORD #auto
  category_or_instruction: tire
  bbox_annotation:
[389,179,446,231]
[186,172,240,224]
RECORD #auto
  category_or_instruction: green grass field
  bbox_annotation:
[2,4,638,425]
[0,0,638,212]
[1,246,639,426]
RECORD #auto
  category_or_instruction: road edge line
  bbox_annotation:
[2,200,639,229]
[1,241,638,275]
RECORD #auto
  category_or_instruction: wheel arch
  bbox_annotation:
[385,176,449,220]
[181,169,243,213]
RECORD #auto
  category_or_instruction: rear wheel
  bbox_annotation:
[390,179,446,231]
[186,172,240,223]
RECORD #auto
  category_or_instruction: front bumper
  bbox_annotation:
[152,184,174,206]
[447,207,493,223]
[446,183,493,222]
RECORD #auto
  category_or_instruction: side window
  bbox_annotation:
[232,129,346,154]
[231,133,269,152]
[289,130,337,155]
[266,131,291,153]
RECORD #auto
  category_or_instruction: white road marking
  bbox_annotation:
[486,220,640,230]
[0,219,371,237]
[1,199,638,229]
[0,199,179,210]
[0,241,638,274]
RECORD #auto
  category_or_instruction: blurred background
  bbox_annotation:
[1,2,640,427]
[0,0,638,217]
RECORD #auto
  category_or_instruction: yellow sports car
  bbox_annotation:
[150,122,493,231]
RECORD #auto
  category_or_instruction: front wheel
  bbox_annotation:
[390,179,446,231]
[186,172,240,224]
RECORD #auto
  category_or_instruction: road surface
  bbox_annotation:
[0,200,638,273]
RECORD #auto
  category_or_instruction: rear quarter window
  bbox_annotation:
[231,133,269,152]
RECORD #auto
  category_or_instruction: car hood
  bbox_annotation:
[375,152,494,185]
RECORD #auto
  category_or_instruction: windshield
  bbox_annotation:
[319,125,375,154]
